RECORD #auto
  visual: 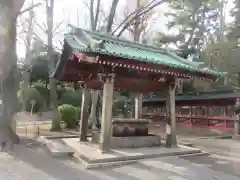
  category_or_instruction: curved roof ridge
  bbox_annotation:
[68,26,167,54]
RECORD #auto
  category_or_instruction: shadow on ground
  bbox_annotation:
[8,145,99,180]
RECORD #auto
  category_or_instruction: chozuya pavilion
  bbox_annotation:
[53,26,222,153]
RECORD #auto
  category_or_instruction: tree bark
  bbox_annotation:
[46,0,61,131]
[218,0,224,41]
[90,0,95,30]
[93,0,101,30]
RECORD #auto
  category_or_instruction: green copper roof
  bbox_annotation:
[143,90,240,102]
[64,26,222,79]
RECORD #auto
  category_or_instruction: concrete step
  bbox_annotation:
[179,151,210,158]
[87,160,139,169]
[37,136,75,157]
[74,147,203,169]
[178,141,194,147]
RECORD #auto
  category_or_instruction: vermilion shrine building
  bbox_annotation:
[142,90,240,132]
[53,26,222,152]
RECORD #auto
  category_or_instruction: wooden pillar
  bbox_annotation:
[90,90,99,130]
[165,79,177,148]
[99,74,115,153]
[234,99,240,136]
[190,106,192,125]
[206,106,209,126]
[79,86,90,141]
[223,106,227,116]
[134,93,142,119]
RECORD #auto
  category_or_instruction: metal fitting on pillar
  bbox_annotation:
[170,81,176,89]
[98,73,116,84]
[78,81,86,89]
[234,98,240,115]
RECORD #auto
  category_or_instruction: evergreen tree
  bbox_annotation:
[228,0,240,40]
[154,0,220,51]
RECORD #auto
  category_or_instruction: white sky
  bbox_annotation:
[17,0,234,59]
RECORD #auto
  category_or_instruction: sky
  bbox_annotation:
[17,0,234,59]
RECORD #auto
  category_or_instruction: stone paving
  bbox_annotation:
[180,138,240,178]
[0,144,239,180]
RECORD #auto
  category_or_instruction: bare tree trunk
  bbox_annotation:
[106,0,119,33]
[93,0,100,30]
[218,0,224,41]
[46,0,61,131]
[22,7,34,111]
[0,1,24,150]
[90,0,95,30]
[89,90,99,128]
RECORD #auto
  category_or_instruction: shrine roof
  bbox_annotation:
[59,26,222,80]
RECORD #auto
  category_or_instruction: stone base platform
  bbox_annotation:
[92,132,161,148]
[37,136,75,157]
[232,135,240,140]
[62,138,202,169]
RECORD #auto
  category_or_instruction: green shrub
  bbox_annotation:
[57,86,67,100]
[33,84,50,109]
[59,90,82,107]
[25,87,43,112]
[75,107,81,123]
[33,84,50,99]
[113,96,129,117]
[58,104,78,128]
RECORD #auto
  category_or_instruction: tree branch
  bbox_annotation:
[111,0,157,35]
[53,29,65,37]
[18,3,42,15]
[83,0,91,11]
[53,20,64,35]
[116,0,165,37]
[34,20,47,34]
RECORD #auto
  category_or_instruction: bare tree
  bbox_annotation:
[0,0,25,150]
[21,1,34,111]
[46,0,61,130]
[26,0,65,130]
